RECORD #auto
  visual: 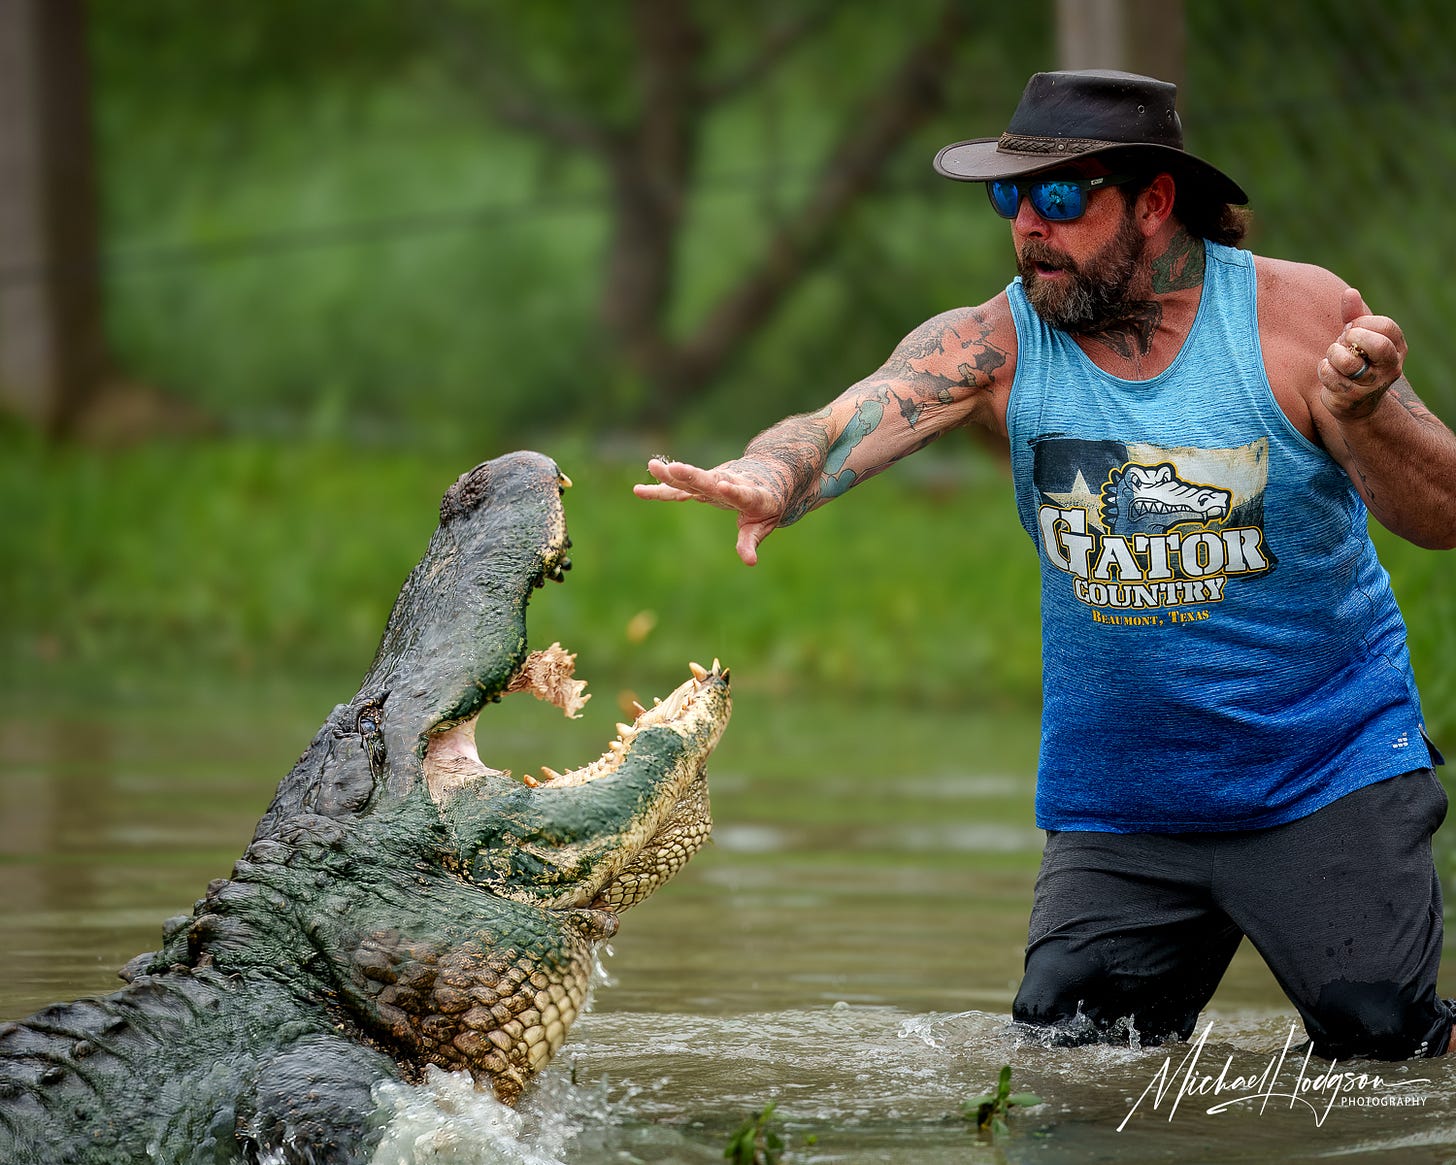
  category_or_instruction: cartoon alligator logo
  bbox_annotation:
[1099,461,1231,536]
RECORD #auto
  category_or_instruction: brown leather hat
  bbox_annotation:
[934,69,1247,205]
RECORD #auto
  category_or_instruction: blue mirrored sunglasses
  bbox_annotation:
[987,174,1133,222]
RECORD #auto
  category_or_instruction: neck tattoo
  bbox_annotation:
[1150,231,1205,293]
[1078,300,1162,359]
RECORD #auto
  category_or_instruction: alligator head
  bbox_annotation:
[1098,461,1231,536]
[132,451,731,1105]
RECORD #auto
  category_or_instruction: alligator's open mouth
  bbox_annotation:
[422,647,728,800]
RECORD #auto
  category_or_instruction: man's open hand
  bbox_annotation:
[633,458,785,565]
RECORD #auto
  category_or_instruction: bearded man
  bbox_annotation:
[634,70,1456,1060]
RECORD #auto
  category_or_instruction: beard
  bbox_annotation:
[1017,209,1147,333]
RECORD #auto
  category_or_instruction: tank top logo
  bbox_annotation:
[1031,435,1275,618]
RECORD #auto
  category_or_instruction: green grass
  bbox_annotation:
[0,427,1449,755]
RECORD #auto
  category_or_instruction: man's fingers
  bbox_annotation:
[1341,286,1371,329]
[636,459,721,504]
[735,516,776,567]
[632,481,695,501]
[639,458,777,512]
[648,459,731,496]
[1335,340,1370,382]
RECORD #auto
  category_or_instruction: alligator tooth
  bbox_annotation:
[559,472,573,489]
[630,700,646,717]
[616,722,634,738]
[539,765,562,783]
[689,661,709,682]
[711,657,722,674]
[522,773,540,787]
[609,739,626,754]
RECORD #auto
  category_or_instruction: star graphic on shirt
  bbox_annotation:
[1042,469,1104,528]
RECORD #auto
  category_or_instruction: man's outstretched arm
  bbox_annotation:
[634,302,1014,564]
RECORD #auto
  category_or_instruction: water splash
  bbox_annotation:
[370,1066,615,1165]
[1009,1004,1145,1052]
[363,1005,1456,1163]
[896,1008,992,1049]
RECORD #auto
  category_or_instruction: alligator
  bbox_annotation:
[1098,460,1231,536]
[0,450,731,1165]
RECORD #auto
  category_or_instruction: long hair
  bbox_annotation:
[1174,186,1250,247]
[1122,172,1249,247]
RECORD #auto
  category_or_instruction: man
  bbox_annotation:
[635,70,1456,1060]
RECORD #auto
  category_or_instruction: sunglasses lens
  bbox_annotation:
[987,178,1095,221]
[988,181,1021,218]
[1028,180,1086,221]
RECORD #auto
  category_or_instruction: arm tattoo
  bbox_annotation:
[1386,381,1442,427]
[1334,380,1449,522]
[1338,435,1381,515]
[820,398,884,501]
[894,311,1008,405]
[741,310,1008,523]
[743,412,834,524]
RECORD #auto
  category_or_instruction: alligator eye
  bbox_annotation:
[359,717,377,735]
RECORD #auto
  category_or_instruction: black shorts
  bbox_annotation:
[1012,768,1454,1060]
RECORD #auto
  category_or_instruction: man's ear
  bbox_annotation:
[1137,172,1177,235]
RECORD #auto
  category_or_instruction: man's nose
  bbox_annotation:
[1013,196,1048,235]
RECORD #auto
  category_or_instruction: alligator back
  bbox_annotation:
[0,966,393,1164]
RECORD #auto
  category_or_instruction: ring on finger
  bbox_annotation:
[1346,339,1370,381]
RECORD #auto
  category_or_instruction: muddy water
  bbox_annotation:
[1,683,1453,1163]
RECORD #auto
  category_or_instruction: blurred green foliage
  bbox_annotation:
[0,428,1448,751]
[0,426,1038,706]
[82,1,1031,447]
[78,0,1456,453]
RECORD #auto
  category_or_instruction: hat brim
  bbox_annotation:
[934,137,1248,205]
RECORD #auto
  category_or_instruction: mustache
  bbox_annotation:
[1018,241,1078,274]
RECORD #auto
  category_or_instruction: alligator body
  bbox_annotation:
[0,451,731,1164]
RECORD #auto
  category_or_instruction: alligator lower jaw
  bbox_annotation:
[421,645,726,803]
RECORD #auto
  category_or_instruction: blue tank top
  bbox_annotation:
[1006,241,1436,832]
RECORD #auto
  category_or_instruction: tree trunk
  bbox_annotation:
[599,1,964,421]
[0,0,106,436]
[1055,0,1185,87]
[598,0,703,387]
